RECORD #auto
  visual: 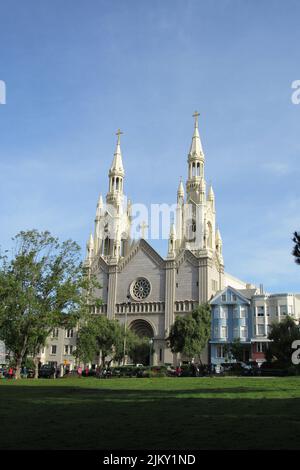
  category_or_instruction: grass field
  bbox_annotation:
[1,376,300,450]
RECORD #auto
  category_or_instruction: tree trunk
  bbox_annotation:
[33,356,39,379]
[15,356,22,380]
[14,335,29,379]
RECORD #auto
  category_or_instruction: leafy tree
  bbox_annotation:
[227,338,247,363]
[267,316,300,367]
[0,230,99,378]
[292,231,300,265]
[126,333,152,365]
[75,315,123,366]
[168,303,211,363]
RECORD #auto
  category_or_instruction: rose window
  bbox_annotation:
[130,278,151,301]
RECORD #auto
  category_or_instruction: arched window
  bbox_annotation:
[120,239,126,257]
[104,237,110,256]
[186,219,196,241]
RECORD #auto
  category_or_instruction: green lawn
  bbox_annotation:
[1,376,300,449]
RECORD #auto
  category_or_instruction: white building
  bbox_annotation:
[39,113,299,369]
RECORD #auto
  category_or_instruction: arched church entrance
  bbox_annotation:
[128,319,154,366]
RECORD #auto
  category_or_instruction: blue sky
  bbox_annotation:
[0,0,300,292]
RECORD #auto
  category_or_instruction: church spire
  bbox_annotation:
[189,111,204,158]
[186,111,206,202]
[107,129,125,206]
[110,129,124,176]
[177,177,184,201]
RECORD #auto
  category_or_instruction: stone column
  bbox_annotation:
[107,263,118,319]
[198,257,212,303]
[164,260,176,334]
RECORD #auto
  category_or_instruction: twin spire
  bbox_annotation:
[110,129,124,176]
[189,111,204,158]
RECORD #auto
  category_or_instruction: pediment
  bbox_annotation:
[176,249,199,268]
[118,239,165,272]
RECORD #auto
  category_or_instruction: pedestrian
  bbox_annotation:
[8,367,13,380]
[85,366,89,377]
[77,366,82,377]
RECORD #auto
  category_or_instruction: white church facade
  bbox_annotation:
[82,113,255,365]
[30,113,300,371]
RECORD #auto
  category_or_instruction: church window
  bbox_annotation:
[176,283,178,288]
[116,177,119,190]
[130,278,151,301]
[120,239,126,257]
[51,345,57,355]
[222,294,226,302]
[104,237,110,256]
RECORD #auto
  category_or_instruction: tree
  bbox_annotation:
[0,230,99,379]
[267,316,300,367]
[292,231,300,265]
[225,338,247,363]
[126,332,152,365]
[75,315,123,366]
[168,303,211,363]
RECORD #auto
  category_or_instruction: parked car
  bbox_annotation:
[38,364,57,379]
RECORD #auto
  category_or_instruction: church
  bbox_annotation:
[83,112,255,365]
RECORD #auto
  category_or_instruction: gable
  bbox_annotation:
[116,242,165,303]
[210,286,251,306]
[118,239,164,273]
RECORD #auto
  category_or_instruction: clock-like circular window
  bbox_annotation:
[130,278,151,301]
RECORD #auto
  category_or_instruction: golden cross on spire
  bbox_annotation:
[192,110,200,128]
[116,128,123,144]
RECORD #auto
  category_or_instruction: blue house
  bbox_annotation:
[210,286,255,365]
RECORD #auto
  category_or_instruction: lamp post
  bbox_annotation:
[149,338,154,366]
[123,294,131,366]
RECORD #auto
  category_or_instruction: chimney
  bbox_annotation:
[259,284,264,295]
